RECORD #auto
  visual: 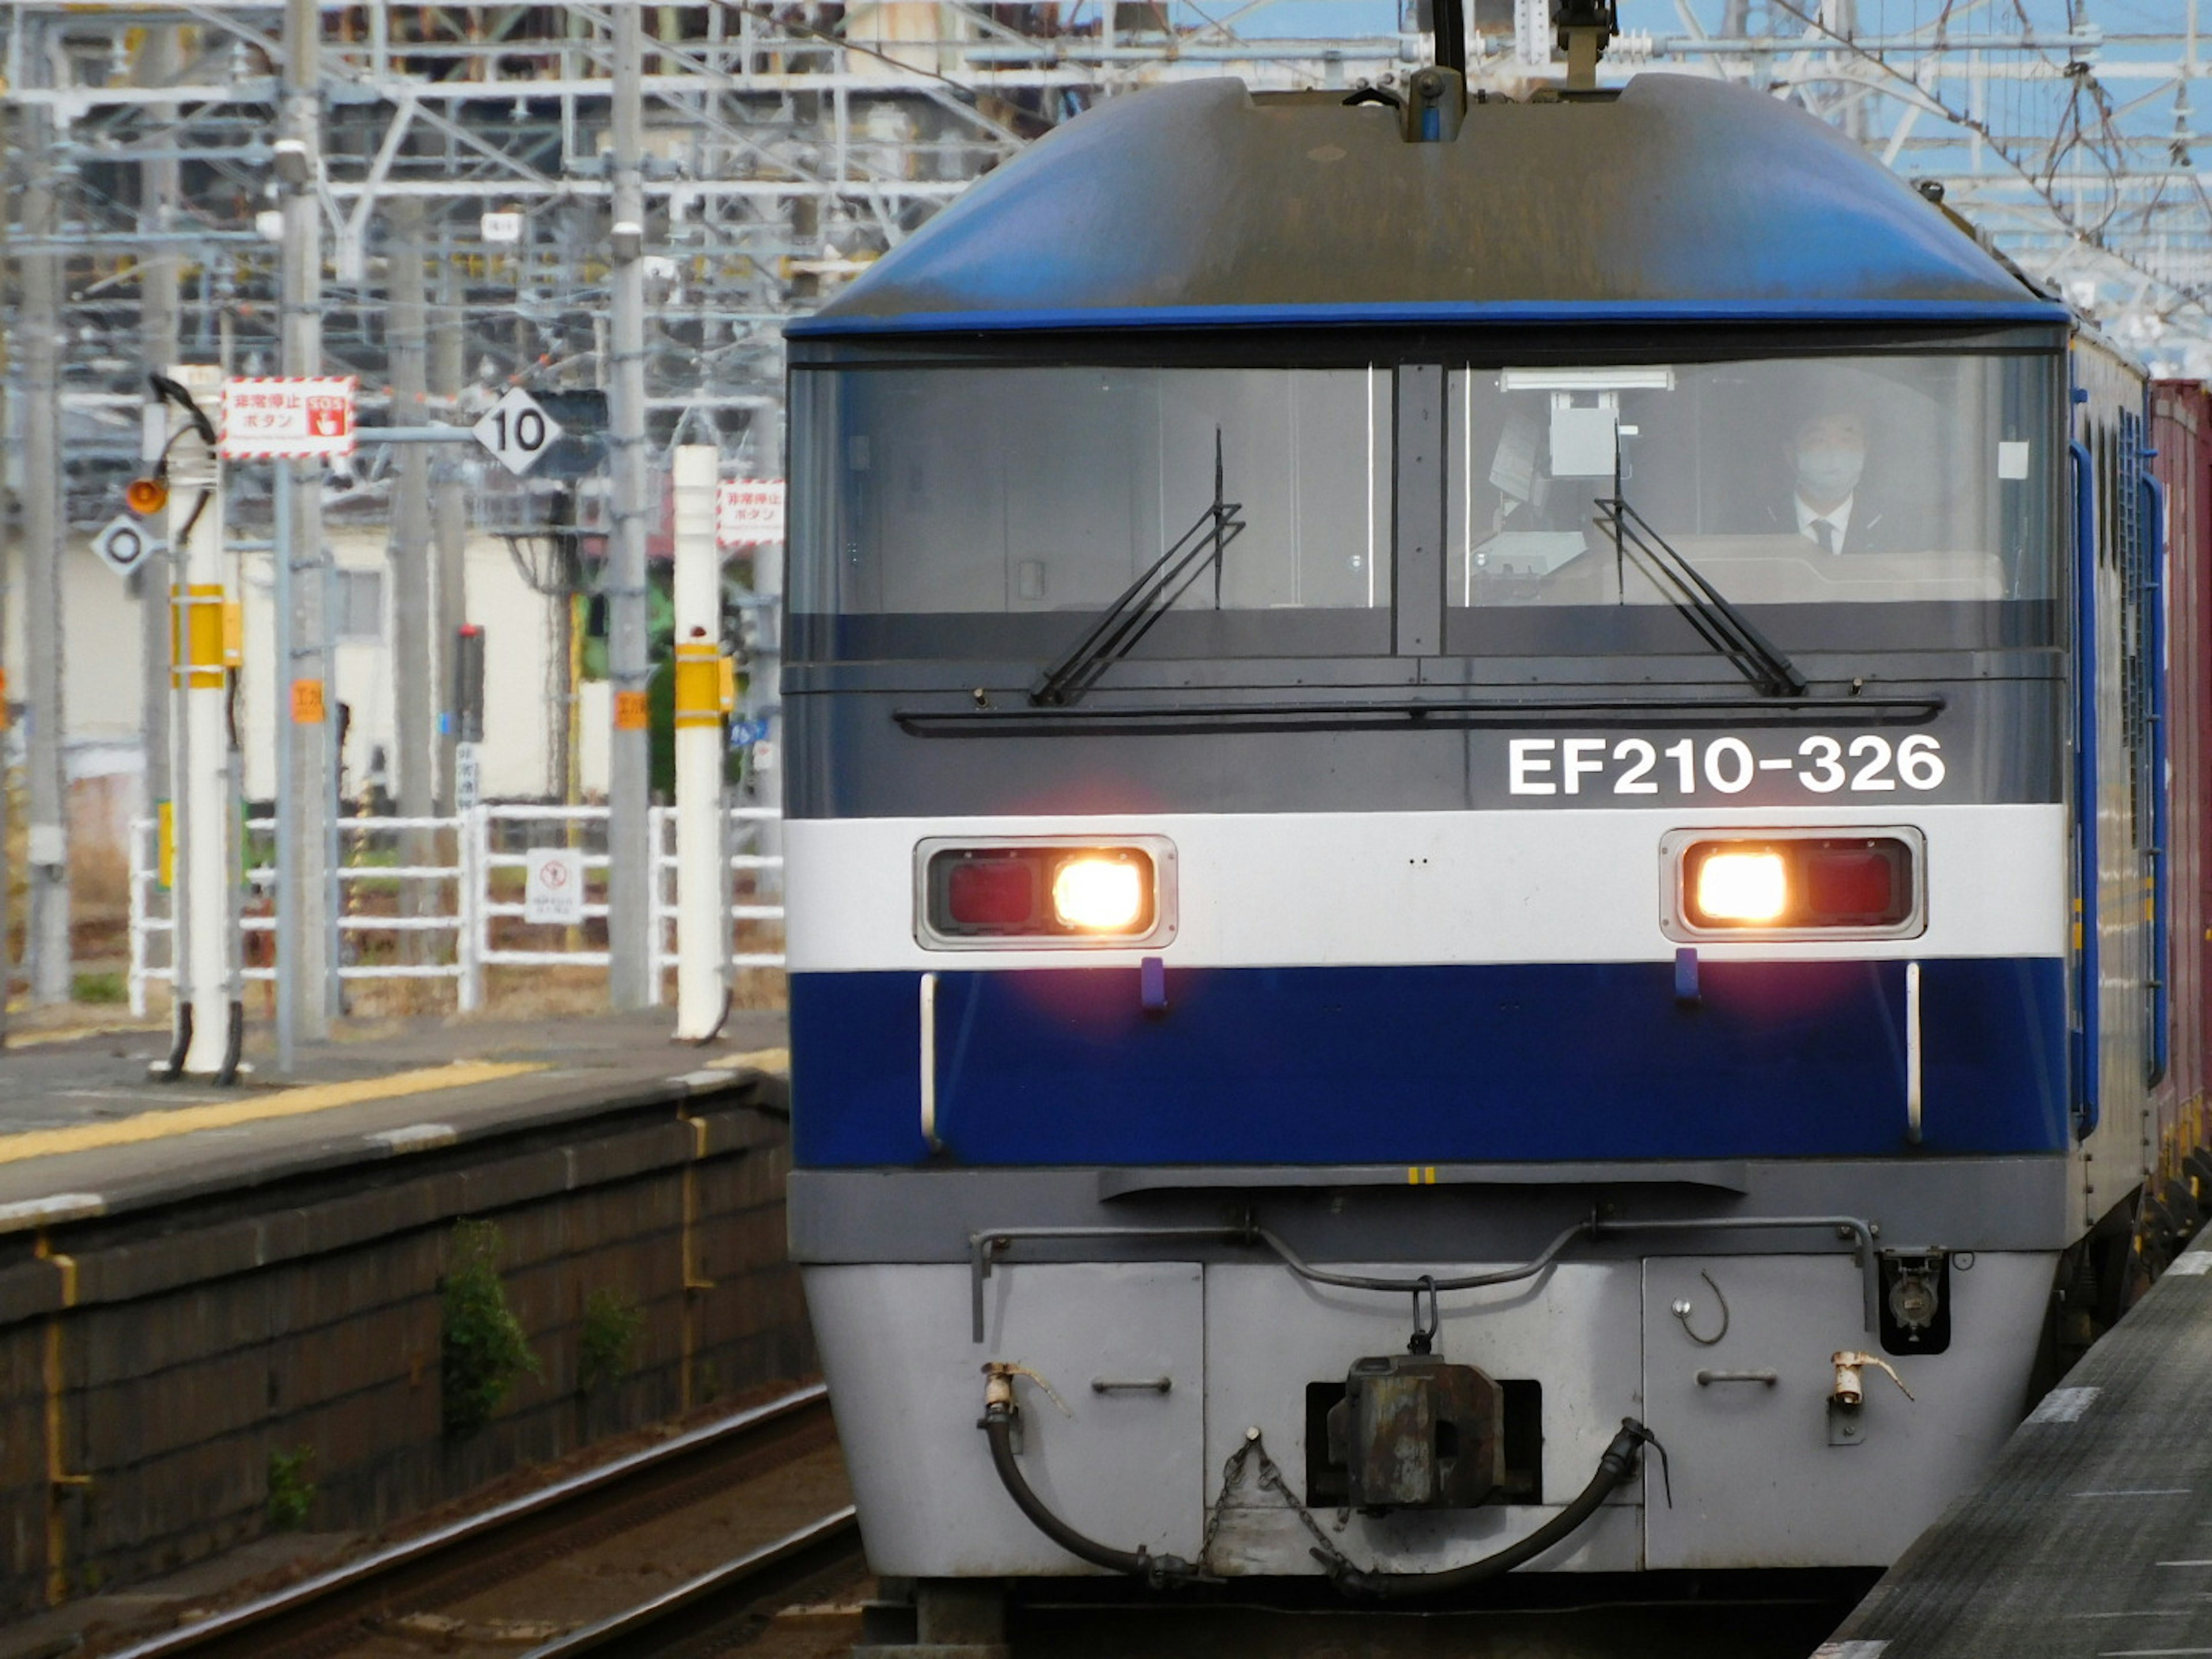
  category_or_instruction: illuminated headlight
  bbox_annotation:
[1696,851,1788,923]
[1668,831,1923,940]
[1052,856,1146,931]
[918,838,1175,948]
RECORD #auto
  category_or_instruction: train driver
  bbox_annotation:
[1772,408,1901,555]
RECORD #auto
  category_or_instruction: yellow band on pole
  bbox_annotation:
[170,583,228,688]
[673,642,725,729]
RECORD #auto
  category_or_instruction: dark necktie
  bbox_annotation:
[1815,520,1838,556]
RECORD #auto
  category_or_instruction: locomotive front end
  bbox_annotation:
[783,73,2085,1592]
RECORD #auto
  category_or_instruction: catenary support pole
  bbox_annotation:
[139,24,179,930]
[388,199,433,959]
[281,0,334,1036]
[606,0,653,1010]
[167,364,236,1076]
[672,446,727,1040]
[750,412,785,868]
[431,255,468,814]
[21,97,70,1006]
[0,101,16,1043]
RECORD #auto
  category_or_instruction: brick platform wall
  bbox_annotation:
[0,1083,812,1615]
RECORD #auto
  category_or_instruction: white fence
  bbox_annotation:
[128,805,785,1017]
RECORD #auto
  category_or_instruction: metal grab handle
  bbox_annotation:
[920,971,942,1153]
[1696,1369,1778,1386]
[1905,960,1923,1145]
[1090,1377,1173,1394]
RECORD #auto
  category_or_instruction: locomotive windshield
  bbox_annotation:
[788,351,2059,665]
[1445,353,2058,654]
[791,365,1395,660]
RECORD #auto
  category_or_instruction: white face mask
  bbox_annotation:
[1795,445,1864,501]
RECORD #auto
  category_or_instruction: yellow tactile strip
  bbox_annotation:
[0,1062,546,1167]
[709,1047,789,1075]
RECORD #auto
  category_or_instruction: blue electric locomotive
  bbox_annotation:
[779,15,2180,1613]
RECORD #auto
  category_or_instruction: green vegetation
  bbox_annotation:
[266,1446,316,1531]
[577,1287,645,1395]
[440,1219,541,1438]
[71,971,126,1005]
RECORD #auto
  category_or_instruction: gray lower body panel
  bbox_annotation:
[807,1245,2056,1578]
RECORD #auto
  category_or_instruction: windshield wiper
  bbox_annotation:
[1032,431,1248,707]
[1594,494,1809,699]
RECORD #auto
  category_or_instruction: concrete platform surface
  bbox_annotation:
[0,1009,790,1230]
[1824,1244,2212,1658]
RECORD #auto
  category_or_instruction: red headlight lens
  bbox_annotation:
[1802,844,1904,923]
[945,857,1039,929]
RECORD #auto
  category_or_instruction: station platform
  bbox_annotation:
[1823,1243,2212,1658]
[0,1008,789,1232]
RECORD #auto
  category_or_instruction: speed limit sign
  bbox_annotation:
[472,387,565,477]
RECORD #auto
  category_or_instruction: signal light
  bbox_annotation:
[1052,856,1146,932]
[923,842,1168,945]
[1696,851,1787,923]
[125,477,168,516]
[1674,834,1919,937]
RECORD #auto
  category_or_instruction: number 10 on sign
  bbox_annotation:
[473,388,565,477]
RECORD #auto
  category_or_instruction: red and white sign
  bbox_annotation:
[219,376,358,460]
[716,479,786,548]
[523,847,584,926]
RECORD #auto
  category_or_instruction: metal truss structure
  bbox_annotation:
[2,0,2209,507]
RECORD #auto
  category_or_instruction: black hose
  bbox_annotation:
[214,999,244,1086]
[982,1404,1200,1586]
[1324,1418,1656,1599]
[158,1003,194,1082]
[685,987,732,1047]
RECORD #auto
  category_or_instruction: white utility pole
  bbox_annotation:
[671,446,728,1039]
[22,98,70,1005]
[165,364,238,1076]
[278,0,334,1043]
[606,0,653,1010]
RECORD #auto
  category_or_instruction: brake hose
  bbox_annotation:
[982,1360,1657,1599]
[1324,1418,1660,1598]
[980,1366,1202,1586]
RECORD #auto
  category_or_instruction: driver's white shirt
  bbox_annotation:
[1795,494,1856,554]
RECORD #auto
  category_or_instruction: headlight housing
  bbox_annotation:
[917,837,1176,948]
[1662,828,1925,941]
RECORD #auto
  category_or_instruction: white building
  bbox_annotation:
[5,520,600,854]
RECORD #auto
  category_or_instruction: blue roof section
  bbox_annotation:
[794,74,2062,338]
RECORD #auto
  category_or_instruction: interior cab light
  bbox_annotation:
[1052,855,1147,932]
[1695,850,1789,924]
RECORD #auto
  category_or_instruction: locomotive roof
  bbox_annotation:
[792,73,2062,338]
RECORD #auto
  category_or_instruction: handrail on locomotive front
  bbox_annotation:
[964,1210,1881,1344]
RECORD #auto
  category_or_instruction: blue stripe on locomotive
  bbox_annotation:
[790,958,2069,1166]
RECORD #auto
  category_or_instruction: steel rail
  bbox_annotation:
[518,1506,862,1657]
[107,1380,831,1659]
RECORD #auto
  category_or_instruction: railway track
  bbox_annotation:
[103,1382,862,1659]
